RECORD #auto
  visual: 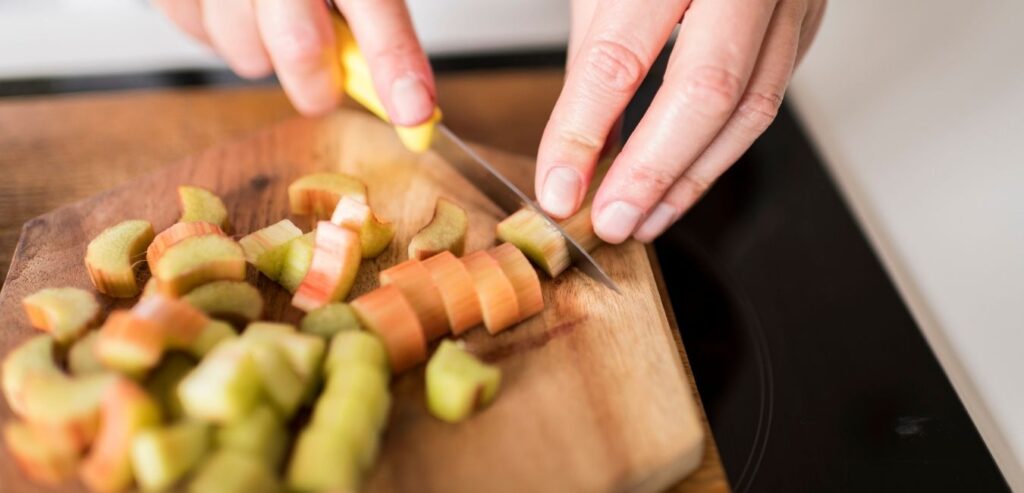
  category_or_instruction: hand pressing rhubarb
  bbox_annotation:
[178,185,231,231]
[85,219,155,297]
[238,219,303,281]
[22,287,100,344]
[130,420,210,491]
[152,234,246,297]
[496,205,602,277]
[147,221,225,271]
[331,195,395,258]
[407,197,468,260]
[288,172,367,221]
[426,340,501,423]
[182,281,264,323]
[380,259,449,340]
[292,222,361,312]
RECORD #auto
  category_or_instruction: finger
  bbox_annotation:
[334,0,435,126]
[202,0,272,79]
[535,1,685,219]
[633,0,805,242]
[153,0,211,45]
[590,0,778,243]
[567,0,600,69]
[254,0,341,116]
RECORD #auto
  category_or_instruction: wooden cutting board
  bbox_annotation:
[0,108,705,493]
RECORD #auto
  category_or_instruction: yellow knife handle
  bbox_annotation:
[333,17,441,153]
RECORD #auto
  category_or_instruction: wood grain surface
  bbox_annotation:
[0,71,728,492]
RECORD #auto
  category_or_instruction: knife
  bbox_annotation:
[331,18,619,292]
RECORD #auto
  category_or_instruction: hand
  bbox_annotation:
[153,0,436,124]
[535,0,826,243]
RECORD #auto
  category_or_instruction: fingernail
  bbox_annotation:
[594,201,643,244]
[390,73,433,126]
[633,202,678,243]
[540,166,581,218]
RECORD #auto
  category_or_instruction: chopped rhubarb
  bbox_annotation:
[153,234,246,296]
[330,195,395,258]
[426,339,502,423]
[287,427,361,493]
[317,364,391,433]
[178,341,263,423]
[379,259,448,340]
[495,205,602,277]
[461,251,520,334]
[407,197,468,260]
[189,450,281,493]
[146,221,225,271]
[422,251,483,335]
[292,222,361,312]
[79,378,162,493]
[85,219,154,297]
[22,287,100,344]
[488,243,544,321]
[68,331,104,376]
[2,335,64,416]
[130,420,210,492]
[242,322,326,400]
[144,353,195,420]
[178,185,231,231]
[245,340,305,418]
[131,292,210,348]
[278,232,315,293]
[182,280,264,323]
[323,330,389,377]
[4,420,81,485]
[216,405,288,468]
[300,302,361,338]
[238,219,303,280]
[288,172,367,220]
[350,285,426,373]
[188,320,237,358]
[95,310,165,376]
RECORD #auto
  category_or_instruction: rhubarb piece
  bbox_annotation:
[238,219,303,280]
[462,250,520,334]
[422,251,483,335]
[288,172,367,220]
[323,330,389,377]
[4,420,80,485]
[560,204,602,252]
[330,195,395,258]
[278,232,315,293]
[216,405,288,468]
[379,259,448,340]
[188,320,237,358]
[408,197,468,260]
[179,185,231,231]
[496,205,602,277]
[300,302,361,338]
[132,293,210,348]
[154,234,246,296]
[144,353,195,420]
[22,287,100,344]
[182,281,263,323]
[488,243,545,321]
[68,331,104,375]
[292,222,361,312]
[95,311,165,376]
[287,428,360,493]
[246,340,305,418]
[426,339,502,423]
[142,277,159,298]
[178,341,262,422]
[317,364,391,433]
[80,378,162,493]
[147,221,225,271]
[243,323,325,399]
[85,219,154,297]
[131,420,210,492]
[189,450,280,493]
[3,335,63,415]
[350,285,426,373]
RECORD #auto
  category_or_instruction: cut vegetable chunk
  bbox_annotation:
[350,285,426,373]
[287,428,360,493]
[407,197,468,260]
[379,259,448,340]
[426,340,502,423]
[292,222,361,312]
[3,335,62,415]
[330,195,395,258]
[188,320,237,358]
[85,219,154,297]
[178,341,262,423]
[188,450,280,493]
[238,219,303,280]
[324,330,389,377]
[242,322,325,400]
[131,420,209,492]
[300,302,361,338]
[216,405,288,468]
[277,232,315,293]
[182,281,263,323]
[22,287,99,344]
[95,311,165,376]
[5,420,80,485]
[179,185,231,231]
[131,293,210,348]
[144,353,196,420]
[461,251,520,334]
[488,243,544,321]
[317,364,391,433]
[422,251,483,335]
[244,340,305,418]
[495,206,602,277]
[80,378,162,493]
[147,221,225,271]
[68,331,104,375]
[288,172,367,220]
[154,234,246,296]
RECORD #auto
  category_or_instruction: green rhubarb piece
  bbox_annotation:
[144,353,196,420]
[179,186,230,231]
[68,331,104,375]
[243,322,325,398]
[244,340,305,419]
[407,197,468,260]
[330,195,395,258]
[189,450,280,493]
[187,320,237,358]
[317,363,391,432]
[286,428,360,493]
[178,341,262,423]
[22,287,100,344]
[239,219,303,281]
[154,235,246,296]
[323,330,389,377]
[2,335,63,415]
[425,339,502,423]
[288,172,368,218]
[277,232,315,293]
[216,405,288,468]
[182,281,264,323]
[4,420,80,485]
[85,219,155,297]
[300,303,361,338]
[131,420,210,492]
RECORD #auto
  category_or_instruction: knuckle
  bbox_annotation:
[273,26,327,67]
[678,173,712,197]
[627,161,678,193]
[679,65,745,118]
[557,127,605,154]
[735,89,783,133]
[581,38,648,95]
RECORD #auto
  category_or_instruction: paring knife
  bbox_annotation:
[331,18,619,292]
